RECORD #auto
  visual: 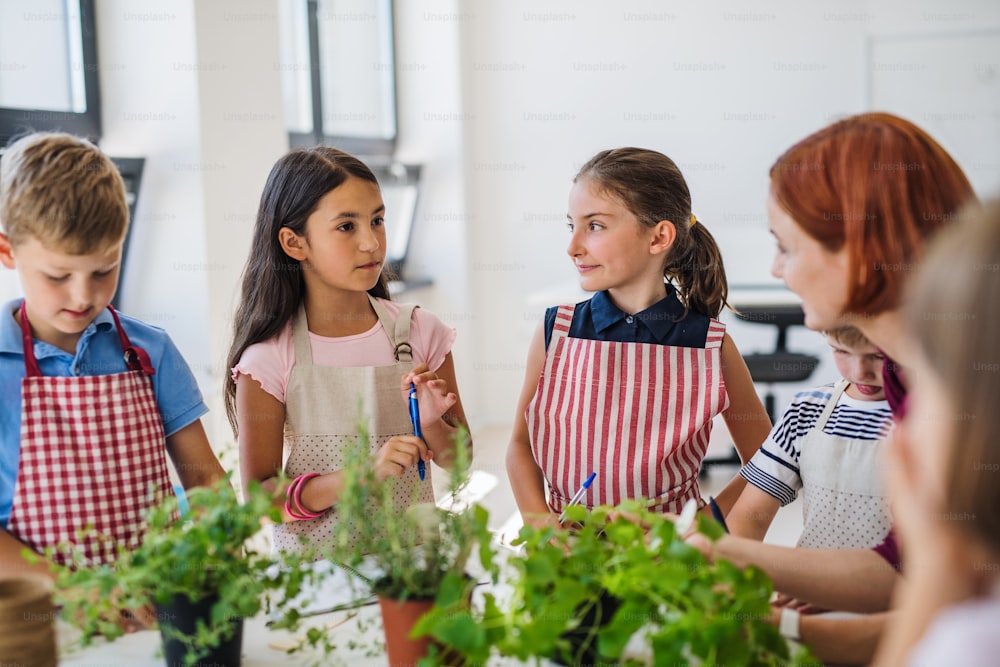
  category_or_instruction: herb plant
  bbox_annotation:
[329,421,497,602]
[416,500,820,666]
[53,477,321,667]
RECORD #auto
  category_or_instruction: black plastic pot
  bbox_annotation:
[154,592,244,667]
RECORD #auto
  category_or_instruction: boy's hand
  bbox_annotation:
[401,364,457,427]
[372,435,431,482]
[119,603,158,633]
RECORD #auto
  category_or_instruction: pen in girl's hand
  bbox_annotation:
[558,471,596,523]
[408,382,426,481]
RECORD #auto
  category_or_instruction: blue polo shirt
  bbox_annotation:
[0,299,208,528]
[544,287,712,350]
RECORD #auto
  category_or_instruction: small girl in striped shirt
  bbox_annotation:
[507,147,772,528]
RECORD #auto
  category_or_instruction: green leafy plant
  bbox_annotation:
[53,477,323,667]
[416,500,820,667]
[326,420,498,659]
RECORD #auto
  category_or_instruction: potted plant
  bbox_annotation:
[327,422,497,666]
[53,477,323,667]
[416,500,820,667]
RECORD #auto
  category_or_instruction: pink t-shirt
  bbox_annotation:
[232,300,456,404]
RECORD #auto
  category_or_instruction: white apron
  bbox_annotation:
[273,296,434,558]
[797,379,893,549]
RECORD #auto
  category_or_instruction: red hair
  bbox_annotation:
[770,112,976,314]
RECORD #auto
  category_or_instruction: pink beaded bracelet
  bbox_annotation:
[285,472,325,520]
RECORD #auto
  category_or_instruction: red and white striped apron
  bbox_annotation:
[6,303,173,567]
[526,304,729,515]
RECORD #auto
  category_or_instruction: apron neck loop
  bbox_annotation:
[107,306,155,375]
[19,302,155,377]
[18,301,42,378]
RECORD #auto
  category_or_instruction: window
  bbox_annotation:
[277,0,397,156]
[0,0,101,146]
[277,1,424,283]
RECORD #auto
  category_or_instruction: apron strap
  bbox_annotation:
[292,298,418,364]
[815,378,850,428]
[291,304,313,366]
[107,306,155,375]
[705,319,726,349]
[369,295,416,362]
[550,304,576,344]
[18,301,42,378]
[18,302,153,377]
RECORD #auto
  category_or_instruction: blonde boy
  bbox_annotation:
[0,132,223,578]
[727,326,894,549]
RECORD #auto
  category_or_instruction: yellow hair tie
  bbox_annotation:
[690,214,698,228]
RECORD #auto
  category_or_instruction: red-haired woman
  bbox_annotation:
[687,112,978,665]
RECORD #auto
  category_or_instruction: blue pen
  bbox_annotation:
[408,382,426,481]
[558,471,596,523]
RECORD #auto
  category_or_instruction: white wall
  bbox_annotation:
[94,0,288,461]
[458,0,1000,424]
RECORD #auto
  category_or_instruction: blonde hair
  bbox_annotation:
[907,199,1000,554]
[0,132,128,253]
[823,326,873,350]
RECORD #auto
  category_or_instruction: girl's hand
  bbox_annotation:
[372,435,431,482]
[523,512,562,532]
[772,593,826,615]
[402,364,458,427]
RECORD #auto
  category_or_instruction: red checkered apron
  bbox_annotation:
[6,303,173,567]
[526,304,729,515]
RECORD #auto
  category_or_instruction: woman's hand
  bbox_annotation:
[372,435,431,482]
[402,364,457,427]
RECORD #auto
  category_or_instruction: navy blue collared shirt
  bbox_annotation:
[543,287,712,350]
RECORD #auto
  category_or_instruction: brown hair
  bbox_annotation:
[824,326,872,350]
[907,199,1000,554]
[0,132,128,253]
[224,146,392,435]
[575,147,729,318]
[770,112,976,316]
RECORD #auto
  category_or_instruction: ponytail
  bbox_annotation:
[664,215,729,318]
[575,148,731,319]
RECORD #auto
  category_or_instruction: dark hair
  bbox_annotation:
[907,199,1000,554]
[574,147,729,318]
[770,112,976,316]
[224,147,392,434]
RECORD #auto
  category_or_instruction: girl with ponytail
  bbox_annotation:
[507,147,770,527]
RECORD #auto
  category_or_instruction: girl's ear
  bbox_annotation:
[0,234,16,270]
[649,220,677,256]
[278,227,307,261]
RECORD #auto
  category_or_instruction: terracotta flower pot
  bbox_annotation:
[154,592,243,667]
[378,595,436,666]
[378,590,472,667]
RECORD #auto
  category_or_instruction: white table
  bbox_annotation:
[58,604,388,666]
[57,555,529,666]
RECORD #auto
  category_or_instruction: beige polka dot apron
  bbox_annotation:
[273,296,434,558]
[797,379,892,549]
